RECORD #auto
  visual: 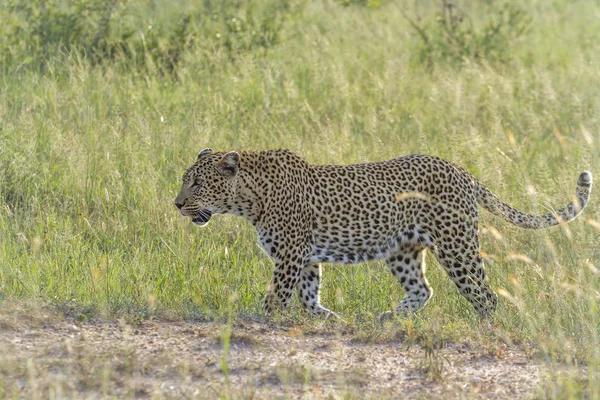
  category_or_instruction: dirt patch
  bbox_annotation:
[0,309,571,399]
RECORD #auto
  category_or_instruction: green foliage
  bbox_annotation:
[2,0,119,70]
[0,0,530,76]
[402,1,531,67]
[0,0,299,75]
[220,1,295,58]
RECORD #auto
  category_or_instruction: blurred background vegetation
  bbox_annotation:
[1,0,534,75]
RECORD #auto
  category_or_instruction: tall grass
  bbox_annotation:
[1,0,600,396]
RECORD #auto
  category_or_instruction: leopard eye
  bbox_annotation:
[191,180,201,188]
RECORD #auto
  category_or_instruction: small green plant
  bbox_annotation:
[417,316,448,382]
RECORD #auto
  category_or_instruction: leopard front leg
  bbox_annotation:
[263,261,302,313]
[258,223,314,316]
[296,264,339,319]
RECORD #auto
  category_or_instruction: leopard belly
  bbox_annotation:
[308,235,401,264]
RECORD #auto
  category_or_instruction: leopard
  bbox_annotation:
[174,148,592,319]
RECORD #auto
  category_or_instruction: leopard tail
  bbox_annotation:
[476,171,592,229]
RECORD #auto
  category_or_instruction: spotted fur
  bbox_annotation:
[175,149,592,318]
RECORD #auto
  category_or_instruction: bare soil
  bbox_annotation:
[0,308,559,399]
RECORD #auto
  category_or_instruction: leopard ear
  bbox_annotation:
[198,148,213,159]
[216,152,240,177]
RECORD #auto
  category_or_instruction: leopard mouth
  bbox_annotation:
[191,210,212,226]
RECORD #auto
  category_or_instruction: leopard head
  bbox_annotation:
[174,148,240,226]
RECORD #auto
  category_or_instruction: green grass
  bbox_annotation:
[1,0,600,397]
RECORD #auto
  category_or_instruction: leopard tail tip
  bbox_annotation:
[578,171,592,188]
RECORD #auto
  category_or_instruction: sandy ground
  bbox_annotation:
[0,309,563,399]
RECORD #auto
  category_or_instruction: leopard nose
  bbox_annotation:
[175,201,184,210]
